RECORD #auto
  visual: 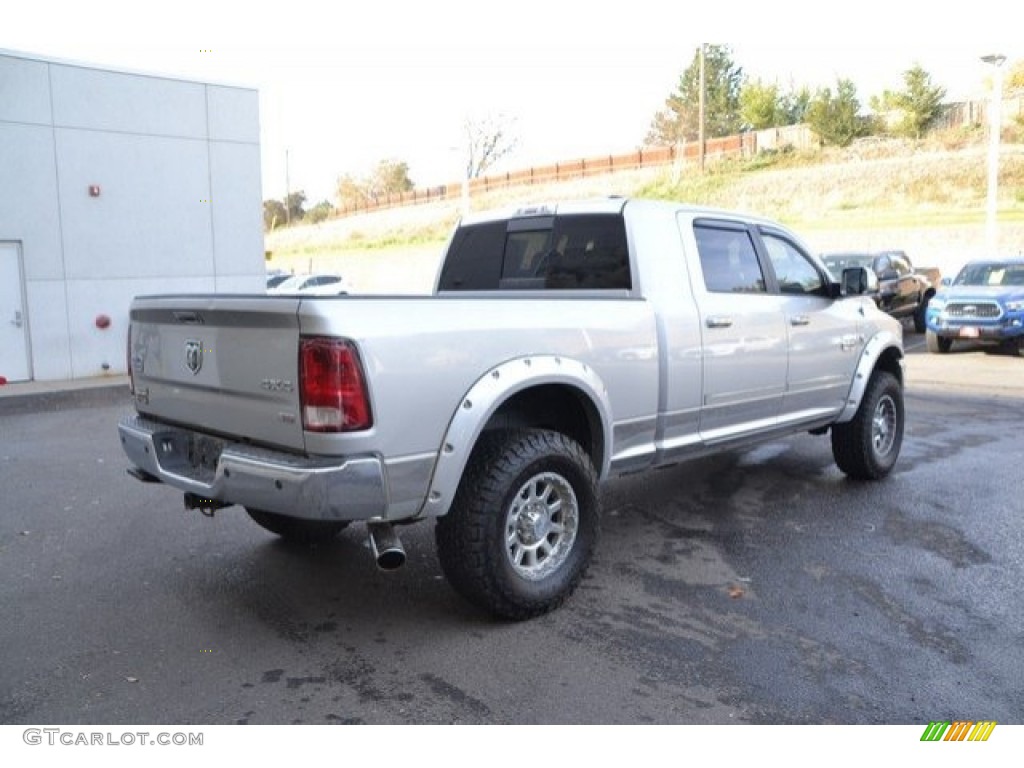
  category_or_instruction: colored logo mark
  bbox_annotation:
[920,721,997,742]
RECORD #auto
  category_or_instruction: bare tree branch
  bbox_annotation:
[464,114,518,178]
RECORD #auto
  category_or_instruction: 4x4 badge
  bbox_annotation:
[185,339,203,375]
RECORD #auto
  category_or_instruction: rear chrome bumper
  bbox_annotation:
[118,415,387,521]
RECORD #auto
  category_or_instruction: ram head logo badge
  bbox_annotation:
[185,339,204,375]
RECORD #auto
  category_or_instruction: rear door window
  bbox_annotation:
[693,223,766,294]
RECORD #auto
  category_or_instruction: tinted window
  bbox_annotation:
[890,255,911,276]
[762,234,824,295]
[694,224,766,294]
[821,254,873,280]
[439,214,630,291]
[529,215,630,290]
[437,221,507,290]
[956,263,1024,286]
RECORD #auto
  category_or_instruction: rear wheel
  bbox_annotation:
[435,429,600,620]
[246,508,348,543]
[926,331,952,354]
[831,370,904,480]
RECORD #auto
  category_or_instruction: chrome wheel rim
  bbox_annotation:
[504,472,579,581]
[872,394,898,457]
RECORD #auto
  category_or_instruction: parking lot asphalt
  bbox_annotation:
[0,342,1021,724]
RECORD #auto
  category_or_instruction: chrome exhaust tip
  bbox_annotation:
[367,522,406,571]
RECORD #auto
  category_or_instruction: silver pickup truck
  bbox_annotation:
[119,198,904,619]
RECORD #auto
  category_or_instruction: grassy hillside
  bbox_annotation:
[265,132,1024,292]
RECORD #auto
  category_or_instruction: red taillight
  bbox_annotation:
[299,337,372,432]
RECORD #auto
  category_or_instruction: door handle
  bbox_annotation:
[706,315,733,329]
[790,315,810,326]
[11,311,22,328]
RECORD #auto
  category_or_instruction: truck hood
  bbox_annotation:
[937,285,1024,303]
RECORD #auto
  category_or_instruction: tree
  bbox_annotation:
[284,191,306,222]
[464,114,518,178]
[263,199,286,231]
[781,86,812,125]
[646,44,744,145]
[336,174,365,210]
[740,80,785,130]
[1003,59,1023,94]
[365,159,414,201]
[306,200,333,225]
[806,78,870,147]
[871,64,946,139]
[335,159,415,209]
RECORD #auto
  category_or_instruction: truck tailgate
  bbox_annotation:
[129,296,305,452]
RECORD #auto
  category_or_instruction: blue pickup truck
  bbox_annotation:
[925,258,1024,355]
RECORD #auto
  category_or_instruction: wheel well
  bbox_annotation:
[875,346,904,385]
[482,384,604,470]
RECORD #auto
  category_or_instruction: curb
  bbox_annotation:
[0,381,131,415]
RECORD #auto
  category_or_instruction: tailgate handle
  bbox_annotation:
[172,311,204,325]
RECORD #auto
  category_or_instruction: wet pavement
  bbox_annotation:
[0,344,1021,724]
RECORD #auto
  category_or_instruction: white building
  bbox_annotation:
[0,49,263,383]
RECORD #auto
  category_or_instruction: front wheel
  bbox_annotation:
[926,331,952,354]
[246,508,348,543]
[1000,338,1024,357]
[435,429,600,620]
[913,295,931,334]
[831,370,904,481]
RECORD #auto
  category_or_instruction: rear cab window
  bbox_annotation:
[438,213,631,291]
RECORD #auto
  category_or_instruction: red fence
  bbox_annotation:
[335,133,759,217]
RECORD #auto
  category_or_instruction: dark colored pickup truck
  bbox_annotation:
[821,250,941,333]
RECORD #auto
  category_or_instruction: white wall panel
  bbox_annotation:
[55,129,214,280]
[2,52,262,381]
[50,64,207,138]
[207,86,260,143]
[0,54,52,124]
[65,276,216,377]
[213,275,265,293]
[24,279,72,380]
[0,123,63,280]
[209,141,264,276]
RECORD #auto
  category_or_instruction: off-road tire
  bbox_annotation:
[926,330,952,354]
[435,429,600,620]
[1001,338,1024,357]
[246,508,348,543]
[831,370,904,481]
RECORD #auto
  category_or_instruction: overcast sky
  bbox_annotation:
[4,1,1020,203]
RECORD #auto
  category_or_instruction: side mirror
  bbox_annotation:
[941,277,952,287]
[842,266,878,297]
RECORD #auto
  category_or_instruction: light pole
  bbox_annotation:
[698,43,706,174]
[981,53,1006,257]
[448,144,471,217]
